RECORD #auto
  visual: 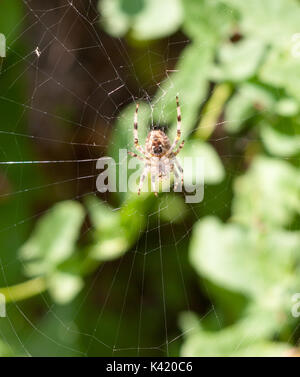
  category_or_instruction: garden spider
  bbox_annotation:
[128,96,185,196]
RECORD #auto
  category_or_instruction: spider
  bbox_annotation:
[128,96,185,196]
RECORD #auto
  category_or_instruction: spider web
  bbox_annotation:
[0,0,263,357]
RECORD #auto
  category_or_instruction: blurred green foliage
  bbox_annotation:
[1,0,300,357]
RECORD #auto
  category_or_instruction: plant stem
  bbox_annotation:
[196,82,232,140]
[0,277,47,303]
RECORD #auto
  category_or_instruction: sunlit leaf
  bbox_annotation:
[180,309,290,357]
[225,84,275,133]
[153,44,214,137]
[85,195,128,260]
[19,201,85,276]
[99,0,183,40]
[85,195,120,233]
[233,342,292,357]
[85,195,152,260]
[182,0,236,44]
[275,98,299,117]
[260,120,300,157]
[133,0,183,40]
[225,0,300,47]
[190,216,300,298]
[232,157,300,227]
[99,0,131,37]
[48,271,83,305]
[211,38,265,82]
[181,140,225,185]
[259,45,300,101]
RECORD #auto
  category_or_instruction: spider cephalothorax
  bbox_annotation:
[128,96,185,196]
[145,129,170,157]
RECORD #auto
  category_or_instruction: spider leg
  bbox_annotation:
[174,157,184,188]
[133,103,150,158]
[151,172,158,197]
[173,140,185,156]
[166,95,182,157]
[128,151,144,161]
[173,165,181,191]
[138,166,149,195]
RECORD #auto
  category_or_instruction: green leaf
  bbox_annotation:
[85,195,152,261]
[48,271,83,305]
[0,0,23,41]
[0,34,5,58]
[85,195,120,233]
[260,120,300,157]
[132,0,183,40]
[275,98,299,117]
[153,43,214,137]
[99,0,183,40]
[88,234,128,261]
[180,310,290,357]
[0,339,13,357]
[224,84,275,133]
[190,217,254,296]
[119,194,149,244]
[160,195,187,223]
[225,0,300,48]
[99,0,131,37]
[182,0,236,44]
[85,196,128,260]
[259,46,300,101]
[232,342,292,357]
[189,217,300,299]
[232,157,300,227]
[181,140,225,185]
[211,38,265,82]
[19,201,85,277]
